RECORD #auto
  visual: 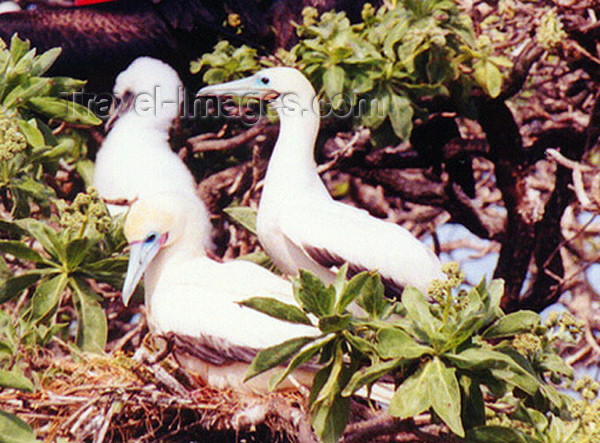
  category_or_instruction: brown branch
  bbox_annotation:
[341,414,454,443]
[500,40,545,100]
[187,120,269,153]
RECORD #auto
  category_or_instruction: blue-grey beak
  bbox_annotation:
[121,234,165,306]
[197,76,277,100]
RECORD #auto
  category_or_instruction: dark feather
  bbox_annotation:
[167,331,259,366]
[304,245,404,299]
[0,0,380,93]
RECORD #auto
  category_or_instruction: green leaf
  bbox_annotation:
[65,237,96,270]
[459,375,485,430]
[70,277,107,353]
[428,357,463,437]
[481,278,504,326]
[318,313,351,333]
[26,97,101,125]
[245,336,315,381]
[0,272,43,304]
[238,296,313,325]
[442,313,484,352]
[292,270,335,317]
[16,119,45,148]
[10,34,31,62]
[389,357,463,436]
[269,334,334,390]
[356,273,386,318]
[16,218,64,263]
[0,240,45,264]
[539,353,573,378]
[482,311,541,339]
[323,65,345,105]
[224,206,257,234]
[402,286,440,342]
[388,93,413,140]
[10,177,54,204]
[388,360,433,418]
[0,369,34,392]
[336,270,368,313]
[0,410,38,443]
[30,47,61,76]
[79,256,128,288]
[473,60,503,98]
[342,359,403,396]
[377,327,433,359]
[466,425,539,443]
[3,78,51,109]
[311,391,350,443]
[310,347,351,443]
[31,274,68,321]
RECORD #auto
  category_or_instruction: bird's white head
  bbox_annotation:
[197,67,318,118]
[107,57,183,131]
[121,192,207,306]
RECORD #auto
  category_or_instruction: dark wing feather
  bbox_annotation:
[303,245,404,299]
[167,332,258,366]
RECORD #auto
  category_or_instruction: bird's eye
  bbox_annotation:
[260,77,270,85]
[145,233,157,244]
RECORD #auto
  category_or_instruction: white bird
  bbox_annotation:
[0,2,20,14]
[122,191,320,391]
[93,57,210,251]
[198,67,444,297]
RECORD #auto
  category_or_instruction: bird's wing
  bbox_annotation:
[279,199,443,295]
[167,331,259,366]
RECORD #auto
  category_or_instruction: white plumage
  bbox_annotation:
[93,57,210,249]
[198,67,444,296]
[122,191,319,390]
[0,2,20,14]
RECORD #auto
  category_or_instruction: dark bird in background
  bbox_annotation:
[410,115,477,198]
[0,0,375,93]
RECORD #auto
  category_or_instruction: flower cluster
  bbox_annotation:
[0,115,27,162]
[427,262,469,319]
[536,9,567,50]
[570,377,600,440]
[59,188,111,236]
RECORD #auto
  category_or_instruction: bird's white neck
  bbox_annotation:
[263,94,328,196]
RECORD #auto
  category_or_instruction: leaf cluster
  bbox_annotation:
[194,1,512,144]
[242,263,576,441]
[0,188,127,355]
[0,34,100,217]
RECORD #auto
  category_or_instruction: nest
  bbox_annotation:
[0,345,313,442]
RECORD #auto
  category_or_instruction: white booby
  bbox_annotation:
[122,191,319,391]
[0,2,20,13]
[93,57,211,252]
[198,68,444,296]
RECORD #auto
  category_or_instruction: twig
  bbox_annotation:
[546,148,597,209]
[584,325,600,357]
[188,120,268,153]
[341,413,434,443]
[316,129,366,174]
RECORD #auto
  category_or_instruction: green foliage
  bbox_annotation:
[0,34,100,218]
[243,263,576,441]
[0,410,38,443]
[193,1,512,144]
[191,40,262,85]
[0,189,127,354]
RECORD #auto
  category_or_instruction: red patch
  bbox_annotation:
[74,0,116,6]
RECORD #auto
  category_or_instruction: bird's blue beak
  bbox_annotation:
[197,76,277,100]
[121,233,166,306]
